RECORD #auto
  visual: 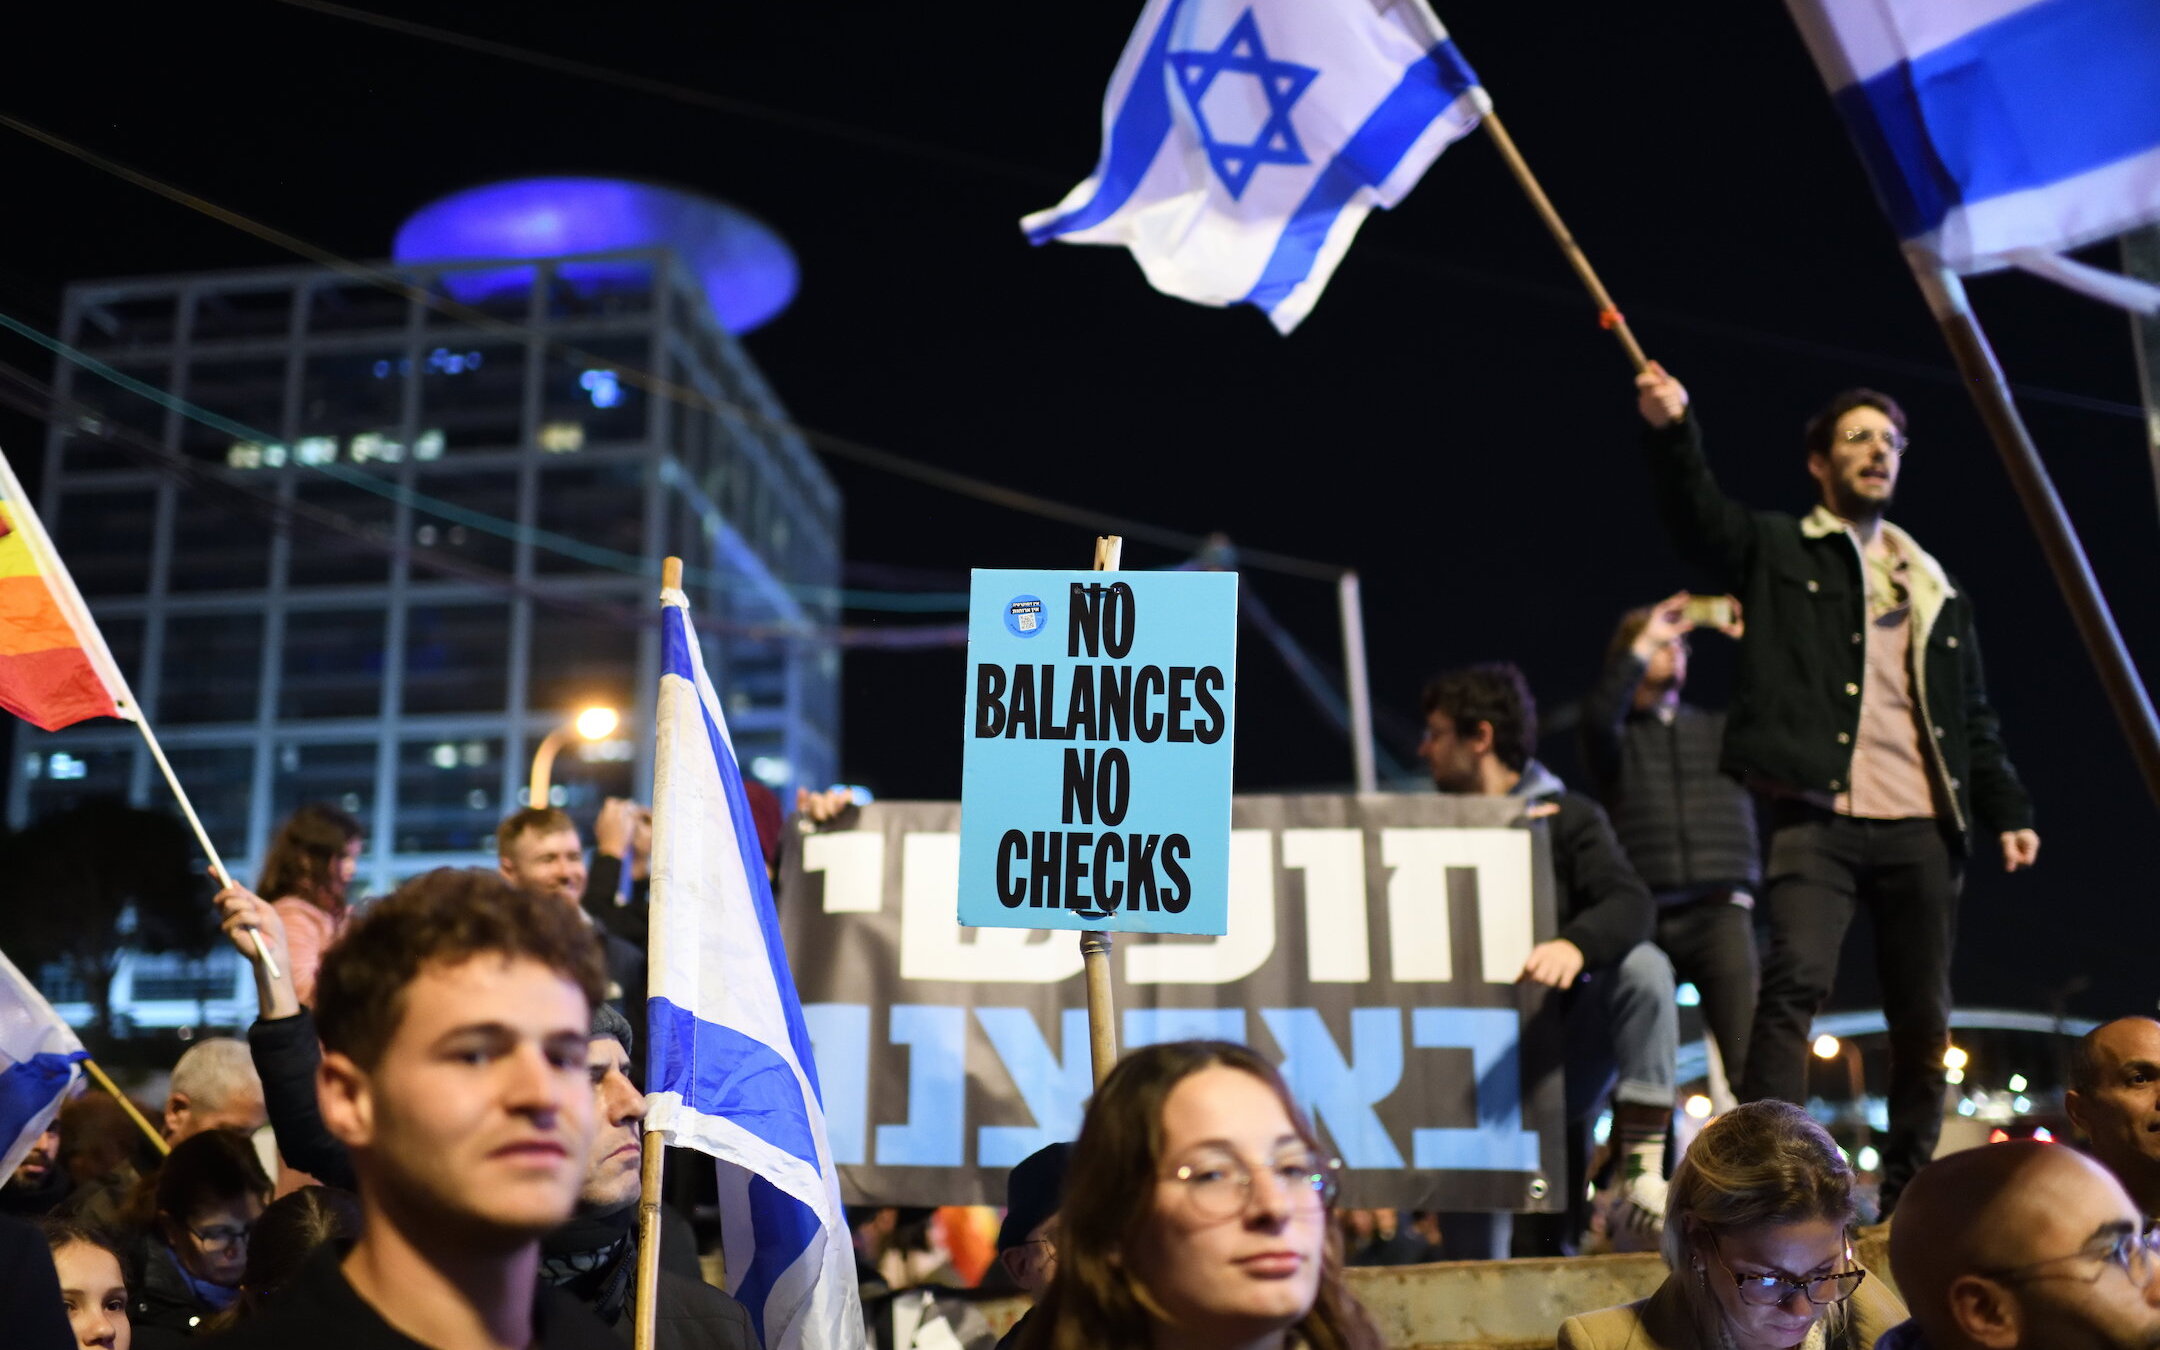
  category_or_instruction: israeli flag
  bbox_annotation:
[1024,0,1489,333]
[1786,0,2160,312]
[0,947,85,1185]
[644,586,862,1350]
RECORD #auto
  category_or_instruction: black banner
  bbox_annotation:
[781,793,1567,1211]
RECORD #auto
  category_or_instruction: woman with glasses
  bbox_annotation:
[1561,1101,1906,1350]
[121,1131,270,1346]
[1014,1039,1381,1350]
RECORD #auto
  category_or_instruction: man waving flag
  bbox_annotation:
[1024,0,1489,332]
[643,575,861,1350]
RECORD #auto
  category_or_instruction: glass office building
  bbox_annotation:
[8,229,841,930]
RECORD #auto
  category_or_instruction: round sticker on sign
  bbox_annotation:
[1004,595,1046,638]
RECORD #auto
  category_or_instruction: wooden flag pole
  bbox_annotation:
[132,716,282,982]
[632,1129,666,1350]
[81,1056,169,1157]
[1082,536,1123,1089]
[631,555,685,1350]
[1480,111,1649,374]
[1909,261,2160,808]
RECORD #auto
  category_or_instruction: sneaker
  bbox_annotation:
[1609,1171,1668,1252]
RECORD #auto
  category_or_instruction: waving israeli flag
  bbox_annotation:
[644,586,861,1350]
[0,947,84,1185]
[1786,0,2160,312]
[1024,0,1489,333]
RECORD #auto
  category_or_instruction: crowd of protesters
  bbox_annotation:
[7,370,2146,1350]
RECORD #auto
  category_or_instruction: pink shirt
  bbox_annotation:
[1837,541,1937,821]
[272,896,347,1008]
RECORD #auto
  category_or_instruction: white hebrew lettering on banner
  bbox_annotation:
[897,833,1086,983]
[1281,828,1371,983]
[1382,828,1533,984]
[803,830,885,912]
[1124,829,1275,984]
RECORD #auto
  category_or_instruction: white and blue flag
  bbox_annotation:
[644,586,862,1350]
[0,946,84,1184]
[1786,0,2160,312]
[1024,0,1489,333]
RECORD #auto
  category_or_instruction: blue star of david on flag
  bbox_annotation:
[1023,0,1491,333]
[1168,10,1319,199]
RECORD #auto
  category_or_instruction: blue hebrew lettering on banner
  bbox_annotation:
[960,569,1238,936]
[785,794,1569,1212]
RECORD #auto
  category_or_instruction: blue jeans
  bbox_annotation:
[1565,940,1679,1123]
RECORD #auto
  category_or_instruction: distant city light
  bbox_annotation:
[1592,1110,1613,1146]
[1676,982,1701,1008]
[750,755,792,787]
[1946,1067,1966,1085]
[1944,1046,1969,1070]
[539,420,586,453]
[2007,1073,2028,1093]
[1958,1098,1977,1116]
[430,743,459,770]
[392,178,800,334]
[47,752,86,781]
[1813,1034,1841,1060]
[1988,1128,2011,1143]
[580,369,624,409]
[1684,1095,1713,1119]
[575,706,620,740]
[1857,1146,1881,1172]
[2013,1094,2032,1113]
[2033,1127,2055,1143]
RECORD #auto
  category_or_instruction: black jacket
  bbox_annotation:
[1580,653,1760,895]
[247,1009,355,1191]
[0,1212,73,1350]
[195,1245,619,1350]
[1515,762,1655,970]
[130,1232,227,1347]
[542,1206,755,1350]
[1643,415,2033,847]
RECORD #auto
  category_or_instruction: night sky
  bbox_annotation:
[3,2,2154,1021]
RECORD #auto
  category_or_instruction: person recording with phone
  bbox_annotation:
[1582,591,1761,1101]
[1633,364,2038,1217]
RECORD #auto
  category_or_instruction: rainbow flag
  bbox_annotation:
[0,447,133,732]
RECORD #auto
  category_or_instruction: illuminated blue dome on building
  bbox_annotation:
[393,177,799,334]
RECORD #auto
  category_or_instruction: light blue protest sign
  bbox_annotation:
[959,569,1237,935]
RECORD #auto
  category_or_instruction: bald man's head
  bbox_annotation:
[1893,1143,2160,1350]
[2068,1019,2160,1218]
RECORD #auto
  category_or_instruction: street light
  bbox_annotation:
[530,705,620,805]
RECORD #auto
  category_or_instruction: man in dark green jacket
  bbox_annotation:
[1635,362,2038,1214]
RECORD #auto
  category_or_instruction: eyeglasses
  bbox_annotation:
[1711,1239,1867,1307]
[1841,426,1910,453]
[1166,1148,1340,1220]
[186,1222,252,1255]
[1978,1222,2160,1289]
